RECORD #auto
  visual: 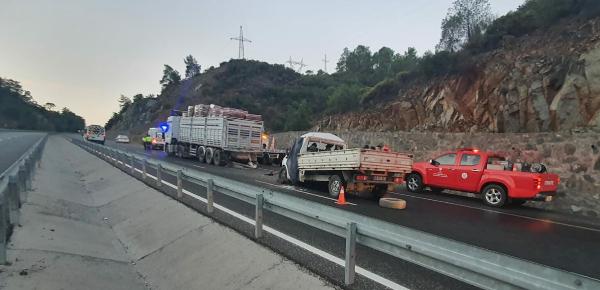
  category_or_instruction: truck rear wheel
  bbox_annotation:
[205,147,214,165]
[197,146,206,162]
[213,149,225,166]
[481,184,508,207]
[406,173,423,193]
[328,175,344,198]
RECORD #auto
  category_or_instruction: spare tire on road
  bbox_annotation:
[379,198,406,209]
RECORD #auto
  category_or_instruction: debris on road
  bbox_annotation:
[379,198,406,209]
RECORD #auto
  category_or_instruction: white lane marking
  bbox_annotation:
[181,186,405,290]
[96,151,404,289]
[254,180,357,206]
[393,192,600,233]
[191,164,205,169]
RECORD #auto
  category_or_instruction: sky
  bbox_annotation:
[0,0,524,126]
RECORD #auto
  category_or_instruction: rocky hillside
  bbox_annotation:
[108,1,600,137]
[319,17,600,133]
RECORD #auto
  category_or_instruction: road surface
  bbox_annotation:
[80,136,600,288]
[0,131,45,176]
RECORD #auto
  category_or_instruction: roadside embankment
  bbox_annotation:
[274,130,600,219]
[0,135,333,290]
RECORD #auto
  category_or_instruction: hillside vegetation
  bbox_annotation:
[106,0,600,136]
[0,77,85,132]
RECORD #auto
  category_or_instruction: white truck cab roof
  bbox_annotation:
[300,132,346,147]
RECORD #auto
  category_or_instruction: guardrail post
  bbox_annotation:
[0,192,7,264]
[255,194,264,239]
[8,175,20,226]
[345,222,357,285]
[142,159,147,180]
[156,164,162,187]
[207,179,214,214]
[24,158,32,191]
[176,170,183,198]
[130,154,135,174]
[18,164,27,202]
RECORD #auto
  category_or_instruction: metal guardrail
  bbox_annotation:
[72,138,600,290]
[0,134,47,263]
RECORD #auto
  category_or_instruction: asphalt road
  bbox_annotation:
[85,137,600,287]
[0,131,45,176]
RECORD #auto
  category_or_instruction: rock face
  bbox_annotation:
[318,18,600,133]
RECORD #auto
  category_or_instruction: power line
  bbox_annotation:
[230,26,252,59]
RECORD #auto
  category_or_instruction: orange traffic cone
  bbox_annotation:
[336,185,348,205]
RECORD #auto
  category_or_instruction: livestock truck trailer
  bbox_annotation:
[163,105,264,167]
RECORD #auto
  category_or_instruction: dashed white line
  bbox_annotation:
[392,192,600,233]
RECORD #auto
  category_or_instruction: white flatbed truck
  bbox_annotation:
[279,132,413,198]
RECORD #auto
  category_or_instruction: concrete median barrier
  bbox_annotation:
[0,136,333,290]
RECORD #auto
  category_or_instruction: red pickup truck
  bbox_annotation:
[406,148,560,207]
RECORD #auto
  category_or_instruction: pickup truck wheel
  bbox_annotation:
[406,173,423,193]
[328,175,344,198]
[205,147,214,165]
[482,184,508,207]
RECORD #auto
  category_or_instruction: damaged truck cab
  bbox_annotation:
[279,132,413,199]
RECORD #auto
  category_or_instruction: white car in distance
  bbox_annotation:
[115,135,130,143]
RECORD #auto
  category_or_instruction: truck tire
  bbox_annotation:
[205,147,214,165]
[481,184,508,207]
[379,198,406,209]
[406,173,423,193]
[197,146,206,163]
[328,175,344,198]
[213,149,225,166]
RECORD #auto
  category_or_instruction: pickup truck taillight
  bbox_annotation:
[355,175,368,181]
[534,177,542,190]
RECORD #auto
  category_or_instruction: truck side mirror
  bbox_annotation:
[429,159,439,166]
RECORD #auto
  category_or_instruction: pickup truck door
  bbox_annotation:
[455,153,484,192]
[427,153,458,188]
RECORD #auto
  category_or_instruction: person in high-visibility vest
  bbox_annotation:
[142,135,152,150]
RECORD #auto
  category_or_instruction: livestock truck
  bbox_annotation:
[163,105,263,166]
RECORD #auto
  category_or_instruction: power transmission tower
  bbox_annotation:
[286,56,295,70]
[322,54,329,72]
[292,59,307,73]
[230,26,252,59]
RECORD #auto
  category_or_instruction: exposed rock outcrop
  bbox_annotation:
[318,18,600,133]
